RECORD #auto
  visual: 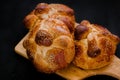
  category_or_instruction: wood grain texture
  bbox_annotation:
[15,33,120,80]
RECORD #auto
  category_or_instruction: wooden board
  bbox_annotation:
[15,33,120,80]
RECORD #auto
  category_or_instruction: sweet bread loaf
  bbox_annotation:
[73,20,120,69]
[23,3,75,34]
[23,3,75,73]
[23,18,75,73]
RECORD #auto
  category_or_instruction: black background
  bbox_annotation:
[0,0,120,80]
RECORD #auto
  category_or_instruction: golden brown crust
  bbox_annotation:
[73,20,120,69]
[23,14,39,30]
[23,3,75,34]
[23,19,75,73]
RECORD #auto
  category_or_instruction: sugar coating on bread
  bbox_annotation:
[73,20,120,69]
[23,18,75,73]
[23,3,75,33]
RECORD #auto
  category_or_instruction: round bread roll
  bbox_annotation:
[23,3,75,34]
[73,20,120,69]
[23,18,75,73]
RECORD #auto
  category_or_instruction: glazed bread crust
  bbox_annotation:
[23,3,76,73]
[73,20,120,69]
[23,14,75,73]
[23,3,75,33]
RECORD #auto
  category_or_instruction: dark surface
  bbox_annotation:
[0,0,120,80]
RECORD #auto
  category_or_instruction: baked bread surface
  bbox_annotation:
[73,20,120,69]
[23,18,75,73]
[23,3,75,33]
